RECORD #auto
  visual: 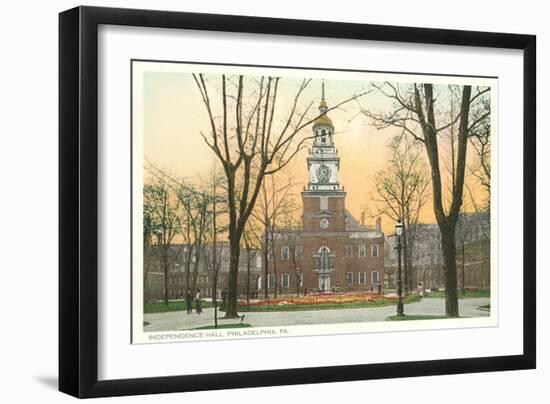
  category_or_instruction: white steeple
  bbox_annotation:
[306,82,341,192]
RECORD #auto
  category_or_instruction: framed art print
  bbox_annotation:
[59,6,536,398]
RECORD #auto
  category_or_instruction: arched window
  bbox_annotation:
[314,246,334,271]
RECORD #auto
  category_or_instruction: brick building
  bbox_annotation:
[263,86,385,295]
[143,241,262,302]
[384,212,490,291]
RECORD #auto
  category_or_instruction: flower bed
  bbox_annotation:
[240,292,394,308]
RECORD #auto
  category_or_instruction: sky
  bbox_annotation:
[139,62,491,234]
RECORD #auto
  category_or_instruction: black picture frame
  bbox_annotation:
[59,5,536,398]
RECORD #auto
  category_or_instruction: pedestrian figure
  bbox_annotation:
[417,283,425,300]
[195,289,202,314]
[185,289,193,314]
[220,288,227,312]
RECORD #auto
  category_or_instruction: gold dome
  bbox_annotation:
[314,82,333,128]
[313,113,334,129]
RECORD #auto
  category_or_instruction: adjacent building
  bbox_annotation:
[144,241,262,302]
[384,212,490,291]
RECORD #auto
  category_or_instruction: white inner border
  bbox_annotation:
[98,24,523,381]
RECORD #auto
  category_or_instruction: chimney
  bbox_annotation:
[360,212,365,226]
[376,216,381,230]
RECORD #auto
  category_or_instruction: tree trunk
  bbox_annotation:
[192,245,201,291]
[436,256,441,290]
[225,235,241,318]
[212,173,219,329]
[406,223,417,293]
[402,225,409,294]
[246,248,251,308]
[272,243,278,298]
[213,269,218,328]
[185,245,193,291]
[441,224,459,317]
[163,248,169,305]
[461,241,466,296]
[414,83,472,318]
[263,229,269,300]
[143,237,151,284]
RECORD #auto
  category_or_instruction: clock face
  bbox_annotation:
[320,218,329,229]
[316,164,331,183]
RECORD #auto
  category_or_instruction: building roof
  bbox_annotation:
[344,210,381,233]
[313,112,334,129]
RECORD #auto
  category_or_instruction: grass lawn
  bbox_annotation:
[146,294,424,314]
[386,314,449,321]
[191,323,252,330]
[144,300,215,314]
[230,294,422,312]
[424,289,490,299]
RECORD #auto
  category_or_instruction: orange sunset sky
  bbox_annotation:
[139,64,491,235]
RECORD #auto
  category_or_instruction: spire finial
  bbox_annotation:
[319,80,328,112]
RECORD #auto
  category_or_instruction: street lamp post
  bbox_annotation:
[395,219,404,316]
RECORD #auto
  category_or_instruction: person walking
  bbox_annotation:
[185,289,193,314]
[417,283,425,300]
[220,288,227,312]
[195,289,203,314]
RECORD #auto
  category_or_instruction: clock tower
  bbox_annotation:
[302,83,347,233]
[262,82,385,296]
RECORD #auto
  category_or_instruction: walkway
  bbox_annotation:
[144,297,490,332]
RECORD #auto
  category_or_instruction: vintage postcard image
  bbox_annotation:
[131,61,496,344]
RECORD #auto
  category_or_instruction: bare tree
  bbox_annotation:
[373,133,429,293]
[145,162,213,294]
[193,74,367,317]
[203,168,227,328]
[242,221,261,307]
[455,207,469,296]
[468,95,491,211]
[448,90,491,294]
[143,185,156,285]
[251,174,295,299]
[143,179,181,305]
[179,184,211,292]
[280,200,303,296]
[363,82,490,317]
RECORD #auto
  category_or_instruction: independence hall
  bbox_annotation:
[263,86,385,295]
